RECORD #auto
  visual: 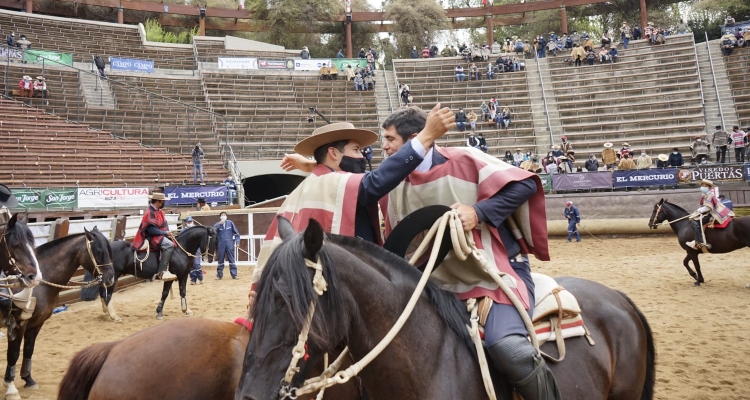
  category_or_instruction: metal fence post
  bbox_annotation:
[187,107,191,154]
[150,97,154,147]
[77,81,80,124]
[5,51,9,97]
[113,83,117,138]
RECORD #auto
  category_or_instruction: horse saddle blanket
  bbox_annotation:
[0,287,36,326]
[705,218,732,229]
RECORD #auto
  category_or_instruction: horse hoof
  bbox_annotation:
[693,282,701,287]
[5,394,20,400]
[114,317,123,323]
[23,383,38,389]
[745,283,750,289]
[156,313,164,320]
[185,309,193,316]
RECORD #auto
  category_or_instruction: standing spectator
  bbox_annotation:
[667,148,684,167]
[636,150,652,169]
[223,174,237,205]
[399,83,411,106]
[353,74,365,91]
[366,51,375,71]
[345,65,355,81]
[480,101,491,122]
[358,48,366,58]
[337,49,344,59]
[602,142,617,170]
[467,109,478,133]
[656,154,669,168]
[300,46,310,59]
[620,23,632,49]
[564,201,581,243]
[455,64,466,81]
[710,125,729,163]
[690,136,709,164]
[676,19,687,35]
[421,46,431,58]
[33,76,48,105]
[571,44,586,67]
[214,212,240,280]
[455,108,467,132]
[410,46,419,59]
[6,31,15,47]
[560,136,575,172]
[644,22,655,40]
[513,148,525,167]
[18,75,32,98]
[430,45,438,58]
[361,145,373,171]
[94,55,106,78]
[632,25,642,40]
[476,132,488,153]
[184,216,203,285]
[730,126,747,163]
[191,142,204,183]
[618,154,636,170]
[584,154,599,171]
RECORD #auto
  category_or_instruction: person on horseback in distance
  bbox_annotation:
[132,191,177,281]
[686,179,734,250]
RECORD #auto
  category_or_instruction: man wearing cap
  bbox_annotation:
[564,201,581,243]
[690,136,709,164]
[686,180,734,250]
[709,126,729,163]
[132,192,177,281]
[602,142,617,170]
[184,216,203,285]
[730,126,747,163]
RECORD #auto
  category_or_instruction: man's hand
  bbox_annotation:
[416,103,455,150]
[451,203,478,231]
[280,153,315,173]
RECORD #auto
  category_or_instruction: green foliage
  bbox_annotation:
[246,0,341,51]
[144,19,198,44]
[689,0,750,43]
[317,0,377,58]
[386,0,449,58]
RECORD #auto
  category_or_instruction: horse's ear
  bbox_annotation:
[303,219,324,261]
[84,227,90,234]
[7,213,18,230]
[92,226,99,232]
[277,216,295,241]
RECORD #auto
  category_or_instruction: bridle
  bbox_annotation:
[0,230,25,278]
[173,226,215,261]
[650,201,691,228]
[84,236,111,279]
[39,235,111,290]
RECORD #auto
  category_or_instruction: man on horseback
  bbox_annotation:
[132,192,177,281]
[686,179,734,250]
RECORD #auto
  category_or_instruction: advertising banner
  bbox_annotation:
[677,165,745,183]
[613,169,678,187]
[257,59,293,70]
[77,188,149,209]
[745,163,750,181]
[164,186,227,206]
[110,57,155,73]
[0,47,23,61]
[537,174,552,192]
[552,171,612,191]
[11,189,45,210]
[293,58,332,71]
[10,188,77,210]
[23,50,73,66]
[330,58,367,70]
[218,57,258,69]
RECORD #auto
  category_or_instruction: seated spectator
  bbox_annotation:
[476,132,488,153]
[552,145,564,166]
[455,108,467,132]
[721,32,737,56]
[667,147,683,167]
[609,46,618,63]
[618,154,636,170]
[301,46,310,59]
[586,48,597,65]
[690,136,709,164]
[653,29,665,45]
[619,142,633,159]
[513,148,525,167]
[421,46,431,58]
[582,34,594,50]
[601,31,612,47]
[725,15,735,26]
[493,112,504,129]
[455,65,466,81]
[527,155,543,173]
[18,75,32,98]
[480,101,490,122]
[571,44,586,66]
[656,154,669,168]
[6,31,16,47]
[467,110,478,132]
[364,73,374,90]
[466,133,481,150]
[441,46,451,57]
[514,39,525,54]
[353,74,364,91]
[571,31,581,46]
[410,46,419,59]
[470,63,480,80]
[636,150,652,169]
[504,150,514,164]
[512,56,523,71]
[319,64,331,80]
[545,160,559,174]
[584,154,599,171]
[430,45,438,58]
[500,107,512,129]
[358,48,366,58]
[450,45,459,56]
[598,46,611,63]
[329,64,339,80]
[33,76,48,105]
[644,22,655,40]
[345,65,355,81]
[602,142,617,170]
[223,175,237,204]
[676,19,687,35]
[488,97,497,119]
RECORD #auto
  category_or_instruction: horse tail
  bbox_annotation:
[57,341,116,400]
[79,270,100,301]
[617,290,655,400]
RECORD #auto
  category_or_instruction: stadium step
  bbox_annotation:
[696,40,739,130]
[526,59,560,152]
[79,70,116,110]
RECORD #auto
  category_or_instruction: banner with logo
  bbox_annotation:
[294,58,332,71]
[258,59,293,70]
[10,188,77,210]
[110,57,154,73]
[677,165,745,183]
[43,188,77,208]
[0,47,23,61]
[613,169,678,187]
[11,189,45,210]
[537,174,552,192]
[77,188,149,209]
[552,172,612,191]
[331,58,367,71]
[218,57,258,69]
[744,163,750,181]
[163,186,228,206]
[23,50,73,66]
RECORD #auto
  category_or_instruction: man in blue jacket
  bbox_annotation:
[564,201,581,242]
[214,211,240,280]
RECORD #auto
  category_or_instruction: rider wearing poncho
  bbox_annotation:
[686,179,734,250]
[132,192,177,281]
[378,107,560,400]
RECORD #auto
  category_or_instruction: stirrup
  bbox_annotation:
[157,271,178,281]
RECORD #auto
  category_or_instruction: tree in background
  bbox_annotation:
[689,0,750,42]
[385,0,449,59]
[318,0,376,59]
[144,19,199,44]
[245,0,340,53]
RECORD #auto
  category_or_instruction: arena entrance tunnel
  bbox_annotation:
[242,173,304,205]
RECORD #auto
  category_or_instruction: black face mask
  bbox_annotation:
[339,156,366,174]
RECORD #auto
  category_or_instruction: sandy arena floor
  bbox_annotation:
[4,236,750,400]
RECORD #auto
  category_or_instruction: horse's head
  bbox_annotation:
[648,198,667,229]
[83,227,115,287]
[205,226,217,264]
[0,213,40,287]
[178,226,216,262]
[236,217,348,400]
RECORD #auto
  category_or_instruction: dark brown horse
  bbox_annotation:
[648,198,750,286]
[57,318,364,400]
[237,218,655,400]
[3,228,115,400]
[0,213,42,287]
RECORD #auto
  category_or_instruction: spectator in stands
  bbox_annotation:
[345,65,355,81]
[632,25,642,40]
[730,126,747,163]
[598,46,611,63]
[33,76,48,105]
[399,83,411,106]
[636,150,652,169]
[512,148,524,167]
[656,154,669,168]
[17,34,30,50]
[720,32,737,56]
[710,125,730,163]
[466,132,480,150]
[329,64,339,80]
[602,142,617,170]
[571,44,586,67]
[618,154,636,170]
[668,148,684,167]
[512,56,523,71]
[441,46,451,57]
[485,61,495,79]
[653,29,665,45]
[514,39,525,55]
[301,46,310,59]
[197,197,210,211]
[94,55,106,78]
[455,64,466,81]
[488,97,498,120]
[500,107,512,129]
[366,51,375,70]
[725,15,736,26]
[191,142,204,184]
[450,45,459,56]
[551,145,564,168]
[690,136,709,164]
[584,154,599,171]
[6,31,16,48]
[644,22,655,41]
[585,48,597,65]
[421,46,431,58]
[357,48,366,58]
[411,46,419,59]
[364,73,374,90]
[18,75,32,98]
[620,23,632,49]
[467,109,478,132]
[476,132,488,152]
[608,46,618,63]
[337,49,344,59]
[223,175,237,204]
[601,31,612,48]
[353,73,365,91]
[561,136,575,172]
[319,64,331,80]
[361,145,373,171]
[470,63,480,80]
[504,150,514,164]
[430,45,438,58]
[581,33,594,50]
[676,19,687,35]
[479,101,490,122]
[455,108,467,132]
[620,142,633,159]
[545,158,559,174]
[570,31,581,47]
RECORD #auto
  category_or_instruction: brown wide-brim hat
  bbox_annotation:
[0,184,18,208]
[149,192,167,201]
[657,154,668,162]
[294,122,378,157]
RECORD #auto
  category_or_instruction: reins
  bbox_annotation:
[652,203,693,226]
[40,237,109,290]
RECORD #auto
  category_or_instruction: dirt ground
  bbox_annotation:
[4,236,750,400]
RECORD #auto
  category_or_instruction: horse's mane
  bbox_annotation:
[664,200,688,214]
[36,232,86,254]
[4,219,34,250]
[252,232,474,356]
[177,225,207,237]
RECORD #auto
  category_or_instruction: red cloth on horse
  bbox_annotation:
[132,205,174,251]
[234,317,254,332]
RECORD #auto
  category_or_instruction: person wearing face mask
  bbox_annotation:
[686,180,734,250]
[667,147,683,167]
[184,216,204,285]
[132,192,177,281]
[214,212,240,280]
[636,150,652,169]
[223,175,237,205]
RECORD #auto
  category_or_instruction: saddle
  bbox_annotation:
[705,217,732,230]
[0,275,36,341]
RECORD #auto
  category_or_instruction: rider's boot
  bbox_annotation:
[154,247,177,281]
[487,335,562,400]
[686,221,706,250]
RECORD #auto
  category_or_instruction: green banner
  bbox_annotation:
[331,58,367,71]
[23,50,73,66]
[11,189,45,210]
[11,188,77,210]
[538,174,552,192]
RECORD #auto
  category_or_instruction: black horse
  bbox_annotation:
[236,218,655,400]
[81,226,216,321]
[2,228,114,400]
[648,198,750,286]
[0,213,41,288]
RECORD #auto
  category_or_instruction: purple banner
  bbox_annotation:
[552,171,612,191]
[163,185,227,205]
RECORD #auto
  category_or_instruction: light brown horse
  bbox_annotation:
[57,318,364,400]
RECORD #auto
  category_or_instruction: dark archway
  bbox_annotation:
[242,174,305,205]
